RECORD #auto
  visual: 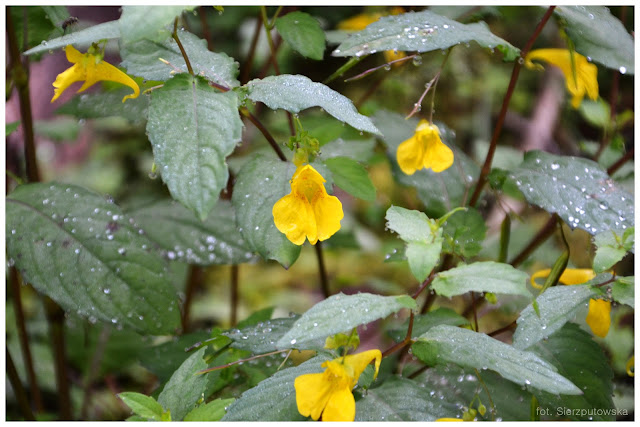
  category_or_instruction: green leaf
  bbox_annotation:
[374,110,479,218]
[231,155,301,268]
[139,331,210,382]
[224,317,301,354]
[10,6,57,56]
[513,284,598,350]
[119,392,165,421]
[147,74,243,221]
[532,323,615,420]
[236,307,275,329]
[6,122,19,136]
[158,347,208,421]
[415,325,581,395]
[277,292,416,349]
[611,276,634,308]
[510,150,634,235]
[41,6,70,29]
[222,355,331,421]
[324,156,376,201]
[34,118,79,142]
[245,74,380,135]
[442,207,487,258]
[579,99,611,129]
[554,6,634,74]
[127,198,254,266]
[120,30,239,88]
[119,6,193,43]
[319,138,376,162]
[355,377,458,421]
[593,229,633,272]
[432,262,530,299]
[24,20,121,55]
[333,10,519,61]
[184,398,235,421]
[385,206,443,282]
[6,182,180,335]
[389,307,470,342]
[275,11,326,60]
[55,89,149,123]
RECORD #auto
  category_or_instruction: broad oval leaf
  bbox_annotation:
[554,6,634,74]
[276,292,416,349]
[120,30,240,88]
[224,317,299,354]
[158,347,208,421]
[127,199,254,266]
[432,261,531,299]
[24,20,121,55]
[532,323,615,420]
[231,155,301,268]
[415,325,581,395]
[611,276,634,308]
[511,150,634,235]
[513,283,599,350]
[355,377,458,421]
[593,229,634,273]
[222,355,331,421]
[118,392,165,421]
[55,90,149,124]
[374,110,479,218]
[119,6,193,43]
[442,207,487,258]
[323,156,376,201]
[245,74,380,135]
[147,74,243,221]
[6,182,181,335]
[333,10,519,61]
[275,11,326,61]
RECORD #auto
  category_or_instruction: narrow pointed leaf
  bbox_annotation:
[324,156,376,201]
[333,10,519,61]
[119,6,193,43]
[415,325,581,395]
[275,11,326,60]
[245,74,380,135]
[6,182,180,334]
[432,262,531,298]
[231,155,301,268]
[119,392,165,421]
[158,347,208,421]
[147,74,243,221]
[277,293,416,349]
[24,20,121,55]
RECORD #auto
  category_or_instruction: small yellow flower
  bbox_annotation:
[294,349,381,421]
[626,356,634,377]
[51,45,140,103]
[436,418,465,422]
[530,268,611,337]
[272,164,344,245]
[397,120,454,175]
[524,48,599,109]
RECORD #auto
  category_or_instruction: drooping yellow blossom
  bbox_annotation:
[626,356,634,377]
[397,120,454,175]
[272,164,343,245]
[51,45,140,103]
[530,268,611,337]
[436,418,465,422]
[524,48,599,109]
[295,349,381,421]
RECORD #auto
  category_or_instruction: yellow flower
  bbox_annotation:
[383,49,406,67]
[530,268,611,337]
[524,48,599,109]
[294,349,381,421]
[52,45,140,103]
[397,120,454,175]
[437,418,465,422]
[272,164,343,245]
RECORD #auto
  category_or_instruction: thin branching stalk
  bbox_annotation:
[315,241,330,298]
[230,264,239,326]
[469,6,556,207]
[173,17,194,75]
[240,109,287,161]
[6,349,35,421]
[510,214,559,267]
[607,147,634,175]
[241,13,263,84]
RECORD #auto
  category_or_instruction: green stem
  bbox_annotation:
[498,214,511,263]
[468,6,556,207]
[173,17,194,75]
[474,368,496,421]
[9,267,44,413]
[6,348,36,420]
[315,241,330,298]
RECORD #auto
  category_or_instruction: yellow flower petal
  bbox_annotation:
[51,45,140,103]
[342,349,382,384]
[337,13,382,31]
[273,165,343,245]
[397,120,453,175]
[530,268,596,289]
[272,193,316,246]
[295,372,333,420]
[525,48,599,109]
[585,298,611,338]
[437,418,464,422]
[322,386,356,421]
